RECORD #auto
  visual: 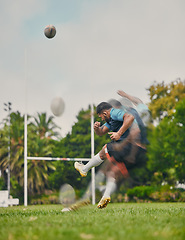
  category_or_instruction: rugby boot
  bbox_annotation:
[97,196,111,209]
[74,162,87,177]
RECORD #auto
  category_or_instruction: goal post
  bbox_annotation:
[24,104,96,206]
[24,113,27,206]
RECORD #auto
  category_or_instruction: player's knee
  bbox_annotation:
[99,147,106,160]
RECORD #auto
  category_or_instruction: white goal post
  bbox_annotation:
[24,104,96,206]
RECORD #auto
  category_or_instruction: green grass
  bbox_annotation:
[0,203,185,240]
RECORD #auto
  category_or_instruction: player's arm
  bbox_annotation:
[109,113,134,141]
[94,121,109,136]
[117,90,143,106]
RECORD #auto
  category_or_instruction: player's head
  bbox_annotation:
[96,102,112,122]
[108,99,122,109]
[119,97,134,108]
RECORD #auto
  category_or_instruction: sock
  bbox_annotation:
[83,153,104,173]
[82,171,105,200]
[103,177,117,198]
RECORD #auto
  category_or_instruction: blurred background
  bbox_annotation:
[1,0,185,205]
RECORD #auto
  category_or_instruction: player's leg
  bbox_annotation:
[97,175,116,209]
[82,170,106,200]
[97,142,131,209]
[74,146,107,177]
[97,162,123,209]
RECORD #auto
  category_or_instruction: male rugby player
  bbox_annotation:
[74,101,137,208]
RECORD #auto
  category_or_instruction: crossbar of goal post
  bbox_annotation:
[24,104,96,206]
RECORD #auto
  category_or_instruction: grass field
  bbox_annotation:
[0,203,185,240]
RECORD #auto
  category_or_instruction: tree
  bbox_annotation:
[0,111,60,197]
[147,98,185,183]
[0,112,24,182]
[146,79,185,184]
[32,112,61,139]
[147,78,185,121]
[170,99,185,181]
[27,137,56,194]
[27,112,60,194]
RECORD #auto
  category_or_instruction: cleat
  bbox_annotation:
[62,199,90,212]
[74,162,87,177]
[70,199,90,211]
[97,197,111,209]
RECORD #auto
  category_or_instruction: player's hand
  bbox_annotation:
[117,90,126,97]
[94,121,101,130]
[108,132,121,141]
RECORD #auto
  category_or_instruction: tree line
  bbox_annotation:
[0,79,185,203]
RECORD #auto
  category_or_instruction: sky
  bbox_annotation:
[1,0,185,137]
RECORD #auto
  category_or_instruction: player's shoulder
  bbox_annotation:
[110,107,126,119]
[111,107,126,114]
